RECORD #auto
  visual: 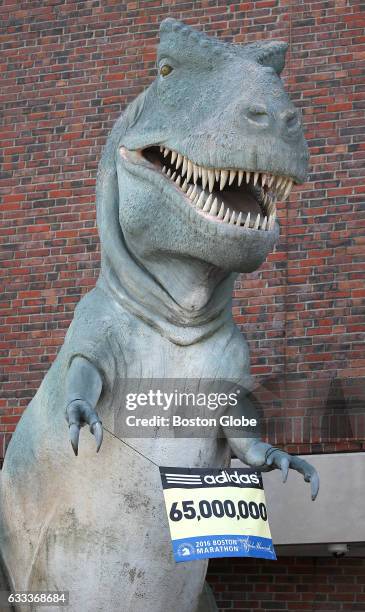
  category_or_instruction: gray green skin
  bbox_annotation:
[0,19,318,612]
[68,17,318,495]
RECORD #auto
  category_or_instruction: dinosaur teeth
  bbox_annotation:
[196,191,205,209]
[160,148,293,197]
[158,147,294,228]
[278,178,287,198]
[223,208,230,223]
[219,170,228,191]
[283,180,293,200]
[229,170,236,185]
[186,159,193,182]
[190,185,198,200]
[202,194,213,212]
[193,164,199,185]
[208,169,215,192]
[276,176,283,190]
[217,202,225,220]
[210,198,219,216]
[201,168,208,190]
[181,157,188,177]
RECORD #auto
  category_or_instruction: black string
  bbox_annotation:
[103,426,160,468]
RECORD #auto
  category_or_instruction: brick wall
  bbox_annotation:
[1,1,364,456]
[0,0,365,611]
[1,2,364,609]
[208,557,365,611]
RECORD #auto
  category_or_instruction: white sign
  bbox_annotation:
[160,467,276,563]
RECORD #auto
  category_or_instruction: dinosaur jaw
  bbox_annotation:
[141,145,296,232]
[118,145,281,272]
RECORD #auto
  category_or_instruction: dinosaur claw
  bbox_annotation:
[310,472,320,501]
[91,421,103,453]
[69,424,80,456]
[281,457,289,483]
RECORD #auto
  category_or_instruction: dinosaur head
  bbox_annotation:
[115,18,309,273]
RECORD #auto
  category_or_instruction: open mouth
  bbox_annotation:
[142,146,296,231]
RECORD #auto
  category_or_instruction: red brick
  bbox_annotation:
[1,1,365,606]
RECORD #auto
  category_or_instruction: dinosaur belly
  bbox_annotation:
[1,415,213,611]
[0,292,249,612]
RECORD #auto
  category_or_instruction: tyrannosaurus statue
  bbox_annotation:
[0,18,319,612]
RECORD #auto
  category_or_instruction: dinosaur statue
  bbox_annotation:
[0,18,319,612]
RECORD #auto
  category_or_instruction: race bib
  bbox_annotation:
[160,466,276,563]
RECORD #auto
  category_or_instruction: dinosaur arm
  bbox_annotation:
[66,356,103,407]
[226,436,320,501]
[65,356,103,456]
[227,436,273,470]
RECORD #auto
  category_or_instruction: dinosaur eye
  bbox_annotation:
[160,64,173,77]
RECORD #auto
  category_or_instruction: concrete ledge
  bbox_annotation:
[232,452,365,549]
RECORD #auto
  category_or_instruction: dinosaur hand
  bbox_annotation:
[241,441,319,501]
[264,446,319,501]
[65,399,103,456]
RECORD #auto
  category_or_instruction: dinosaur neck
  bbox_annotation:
[96,161,236,344]
[99,242,236,344]
[130,248,230,313]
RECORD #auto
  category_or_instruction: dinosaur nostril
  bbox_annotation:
[283,109,299,130]
[246,104,269,126]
